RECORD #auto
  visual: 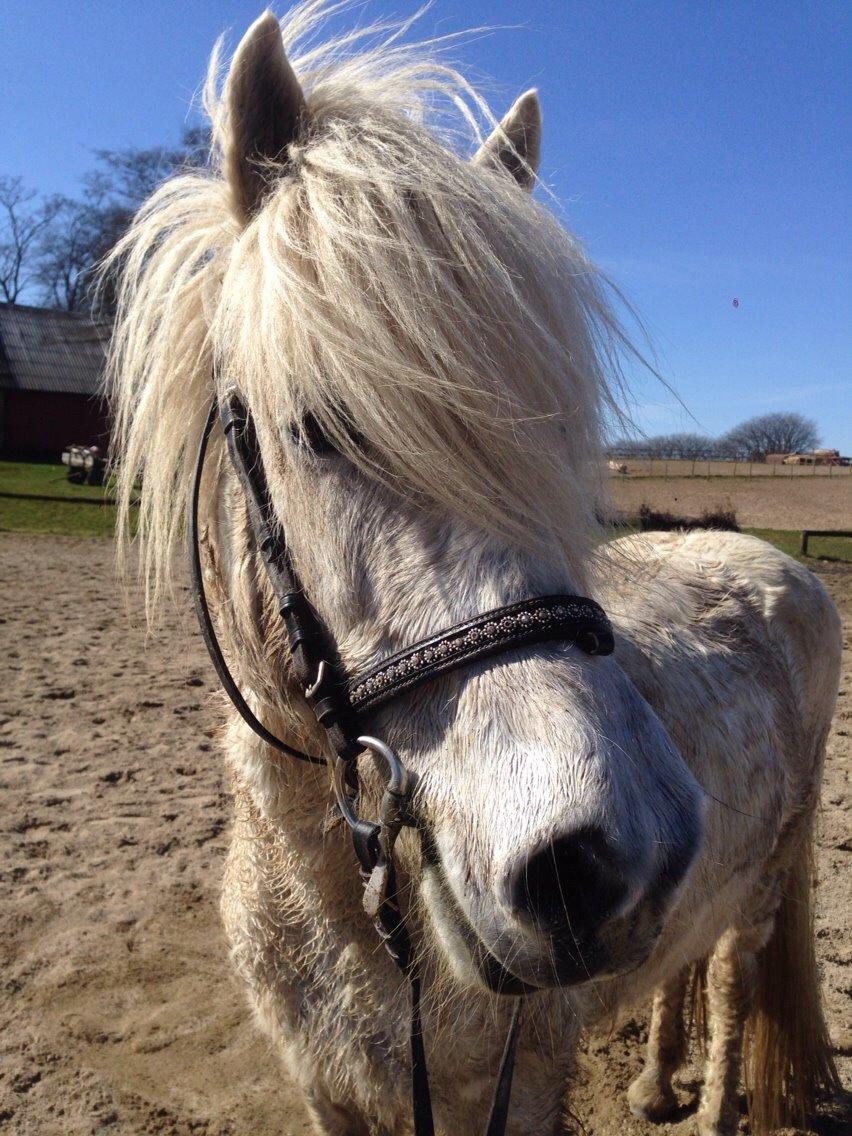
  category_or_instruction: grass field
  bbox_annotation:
[743,528,851,562]
[604,527,851,564]
[0,460,117,500]
[0,461,122,539]
[0,495,119,539]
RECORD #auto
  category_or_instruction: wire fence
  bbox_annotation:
[605,458,852,479]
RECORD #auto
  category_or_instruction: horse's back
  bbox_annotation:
[603,528,841,740]
[591,527,841,993]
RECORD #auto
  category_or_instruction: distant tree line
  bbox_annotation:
[0,127,207,312]
[610,412,821,461]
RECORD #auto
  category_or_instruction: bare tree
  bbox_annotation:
[37,198,98,312]
[36,127,209,313]
[91,126,208,212]
[36,176,126,313]
[0,176,60,303]
[660,433,714,460]
[610,416,822,463]
[720,413,820,459]
[607,433,714,460]
[607,436,644,458]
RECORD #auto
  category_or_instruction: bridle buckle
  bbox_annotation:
[304,658,329,703]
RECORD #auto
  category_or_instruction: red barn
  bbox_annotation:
[0,302,110,460]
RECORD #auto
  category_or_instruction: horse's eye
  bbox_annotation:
[290,412,366,457]
[291,413,337,455]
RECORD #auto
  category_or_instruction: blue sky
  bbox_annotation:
[2,1,849,450]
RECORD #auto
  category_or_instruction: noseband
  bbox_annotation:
[189,388,615,1136]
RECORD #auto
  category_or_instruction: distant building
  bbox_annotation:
[0,302,109,460]
[782,449,845,466]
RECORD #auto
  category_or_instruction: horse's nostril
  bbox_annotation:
[507,827,629,939]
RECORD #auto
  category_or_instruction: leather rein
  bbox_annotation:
[189,388,615,1136]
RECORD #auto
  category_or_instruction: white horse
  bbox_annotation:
[107,6,841,1134]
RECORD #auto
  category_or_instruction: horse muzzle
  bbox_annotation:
[423,818,699,993]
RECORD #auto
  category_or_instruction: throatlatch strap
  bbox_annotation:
[485,999,524,1136]
[409,968,436,1136]
[408,967,522,1136]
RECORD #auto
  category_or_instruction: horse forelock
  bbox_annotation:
[106,1,639,621]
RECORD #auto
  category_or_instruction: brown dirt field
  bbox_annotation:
[609,476,851,531]
[1,532,849,1135]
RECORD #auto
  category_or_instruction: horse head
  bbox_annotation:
[108,7,703,995]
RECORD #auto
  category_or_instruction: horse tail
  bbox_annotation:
[744,817,840,1134]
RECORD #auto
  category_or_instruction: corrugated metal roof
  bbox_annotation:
[0,303,108,395]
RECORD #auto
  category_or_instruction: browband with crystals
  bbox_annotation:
[349,595,613,714]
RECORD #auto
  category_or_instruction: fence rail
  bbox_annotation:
[0,491,138,507]
[800,530,852,556]
[606,458,852,479]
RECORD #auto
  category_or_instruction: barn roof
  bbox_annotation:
[0,303,108,396]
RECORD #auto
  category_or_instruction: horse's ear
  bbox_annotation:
[223,10,306,223]
[472,90,542,191]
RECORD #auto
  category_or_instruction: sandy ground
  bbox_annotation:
[608,476,850,531]
[0,532,849,1135]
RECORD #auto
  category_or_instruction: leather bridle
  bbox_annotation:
[189,387,615,1136]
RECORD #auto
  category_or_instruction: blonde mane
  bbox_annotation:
[106,1,634,615]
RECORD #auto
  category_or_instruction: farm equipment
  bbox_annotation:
[61,444,106,486]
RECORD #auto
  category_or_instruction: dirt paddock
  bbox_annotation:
[608,475,850,531]
[1,532,849,1135]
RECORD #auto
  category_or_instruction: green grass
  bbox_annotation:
[607,525,850,563]
[0,495,119,538]
[0,460,124,538]
[0,460,119,500]
[745,528,852,563]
